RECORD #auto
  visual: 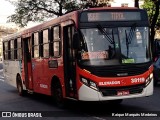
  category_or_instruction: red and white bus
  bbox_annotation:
[2,7,153,106]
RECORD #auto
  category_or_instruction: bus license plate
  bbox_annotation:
[117,90,129,96]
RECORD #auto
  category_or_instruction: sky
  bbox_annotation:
[0,0,39,28]
[0,0,15,24]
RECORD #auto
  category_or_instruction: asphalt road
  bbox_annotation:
[0,65,160,120]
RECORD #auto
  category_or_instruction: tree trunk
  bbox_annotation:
[134,0,139,8]
[150,0,160,60]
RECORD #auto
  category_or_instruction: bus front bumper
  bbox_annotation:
[78,78,153,101]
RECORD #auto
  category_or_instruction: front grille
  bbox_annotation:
[80,62,152,77]
[99,84,145,96]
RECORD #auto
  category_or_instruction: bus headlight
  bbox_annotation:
[145,73,153,86]
[150,73,153,79]
[81,77,98,91]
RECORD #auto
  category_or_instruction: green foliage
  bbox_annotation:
[64,1,80,13]
[142,0,160,27]
[6,0,111,27]
[7,0,81,27]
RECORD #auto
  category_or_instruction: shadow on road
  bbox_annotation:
[15,92,150,117]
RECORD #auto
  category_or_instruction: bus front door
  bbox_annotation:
[63,25,77,98]
[22,37,33,90]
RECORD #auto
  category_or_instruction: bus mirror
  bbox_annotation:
[73,32,79,49]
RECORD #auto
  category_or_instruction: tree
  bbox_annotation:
[0,25,18,57]
[7,0,80,27]
[0,25,18,35]
[135,0,139,8]
[142,0,160,59]
[7,0,112,27]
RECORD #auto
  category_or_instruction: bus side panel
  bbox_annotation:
[3,60,22,88]
[31,58,65,96]
[43,58,65,96]
[31,59,44,93]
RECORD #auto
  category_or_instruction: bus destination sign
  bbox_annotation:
[80,11,141,22]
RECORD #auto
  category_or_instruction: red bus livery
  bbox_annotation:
[2,7,153,105]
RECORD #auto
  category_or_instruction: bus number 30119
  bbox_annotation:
[131,78,145,83]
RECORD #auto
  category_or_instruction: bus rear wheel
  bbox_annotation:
[17,76,26,96]
[52,82,65,108]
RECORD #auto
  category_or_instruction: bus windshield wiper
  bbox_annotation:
[97,24,115,44]
[126,23,136,44]
[125,23,136,57]
[125,30,129,58]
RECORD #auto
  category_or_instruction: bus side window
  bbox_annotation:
[51,26,61,57]
[32,32,39,58]
[42,29,49,58]
[14,39,17,59]
[8,41,11,60]
[3,42,8,60]
[17,38,22,60]
[2,42,5,60]
[11,40,14,60]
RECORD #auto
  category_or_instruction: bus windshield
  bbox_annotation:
[79,27,150,66]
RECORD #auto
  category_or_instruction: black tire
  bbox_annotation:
[109,99,123,104]
[154,76,158,86]
[17,76,26,96]
[52,81,65,108]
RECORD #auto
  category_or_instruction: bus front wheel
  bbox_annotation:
[52,82,65,108]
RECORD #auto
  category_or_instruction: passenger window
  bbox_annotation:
[42,29,49,58]
[51,26,61,57]
[33,32,39,58]
[17,38,22,60]
[11,40,14,60]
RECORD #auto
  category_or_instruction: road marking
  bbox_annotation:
[0,76,4,78]
[84,113,106,120]
[91,116,106,120]
[0,75,4,78]
[0,79,4,82]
